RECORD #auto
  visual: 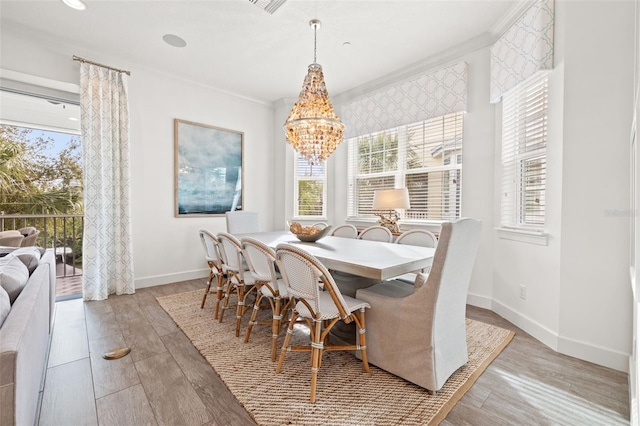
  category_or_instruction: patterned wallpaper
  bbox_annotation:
[490,0,554,103]
[341,61,468,139]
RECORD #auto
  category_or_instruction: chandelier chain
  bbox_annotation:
[313,24,317,63]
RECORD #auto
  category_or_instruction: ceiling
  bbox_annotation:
[0,0,525,105]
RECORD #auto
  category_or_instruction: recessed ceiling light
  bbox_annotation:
[163,34,187,48]
[343,41,352,47]
[62,0,86,10]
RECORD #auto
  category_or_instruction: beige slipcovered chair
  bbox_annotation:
[358,225,393,242]
[217,232,257,337]
[241,237,292,361]
[328,224,357,239]
[198,229,226,318]
[0,230,24,247]
[225,211,261,234]
[275,243,370,403]
[355,218,482,393]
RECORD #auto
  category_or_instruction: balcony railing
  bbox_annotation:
[0,214,84,281]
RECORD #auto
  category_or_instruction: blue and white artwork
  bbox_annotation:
[175,120,243,216]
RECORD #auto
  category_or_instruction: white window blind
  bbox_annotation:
[501,72,548,228]
[294,153,326,218]
[348,112,464,220]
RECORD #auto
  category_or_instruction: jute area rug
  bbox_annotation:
[157,289,514,426]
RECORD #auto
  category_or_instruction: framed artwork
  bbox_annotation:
[174,119,244,217]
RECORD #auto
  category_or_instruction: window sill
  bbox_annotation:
[495,227,548,246]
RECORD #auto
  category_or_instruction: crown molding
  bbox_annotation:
[332,31,493,106]
[489,0,537,39]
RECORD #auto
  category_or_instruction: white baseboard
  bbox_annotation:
[558,335,629,373]
[467,292,492,309]
[492,298,629,373]
[135,268,208,289]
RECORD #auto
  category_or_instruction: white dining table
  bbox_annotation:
[235,231,435,281]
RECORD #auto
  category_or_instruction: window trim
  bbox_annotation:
[347,112,464,222]
[500,71,548,231]
[293,154,327,219]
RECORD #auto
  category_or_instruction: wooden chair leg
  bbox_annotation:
[276,313,298,374]
[213,274,224,319]
[358,308,369,373]
[271,297,282,361]
[200,270,213,309]
[235,285,246,337]
[244,293,263,343]
[309,320,323,403]
[219,280,234,323]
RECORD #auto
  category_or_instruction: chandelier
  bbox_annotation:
[284,19,344,165]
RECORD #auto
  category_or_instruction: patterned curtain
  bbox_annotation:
[490,0,554,103]
[341,62,468,139]
[79,63,135,300]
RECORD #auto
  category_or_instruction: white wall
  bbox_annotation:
[556,0,634,369]
[492,0,634,371]
[1,22,276,288]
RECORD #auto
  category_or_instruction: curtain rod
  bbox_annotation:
[72,55,131,76]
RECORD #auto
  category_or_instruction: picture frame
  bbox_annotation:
[174,119,244,217]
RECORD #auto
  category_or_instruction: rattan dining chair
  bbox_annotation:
[358,225,393,242]
[395,229,438,248]
[394,229,438,283]
[241,237,293,361]
[328,224,358,239]
[217,232,258,337]
[198,229,226,318]
[274,243,370,403]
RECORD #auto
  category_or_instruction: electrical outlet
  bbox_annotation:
[519,285,527,300]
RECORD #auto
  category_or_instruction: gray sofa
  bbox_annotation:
[0,249,56,426]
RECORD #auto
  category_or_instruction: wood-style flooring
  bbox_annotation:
[37,279,630,426]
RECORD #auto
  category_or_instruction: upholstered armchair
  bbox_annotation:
[0,230,24,247]
[355,218,482,393]
[18,227,40,247]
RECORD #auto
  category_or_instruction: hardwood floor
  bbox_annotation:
[37,280,630,425]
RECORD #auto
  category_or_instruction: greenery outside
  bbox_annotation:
[0,124,84,264]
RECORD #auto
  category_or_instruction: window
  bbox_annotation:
[294,153,326,218]
[500,72,548,229]
[348,112,464,221]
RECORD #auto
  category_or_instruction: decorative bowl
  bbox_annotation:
[289,222,332,242]
[294,226,332,242]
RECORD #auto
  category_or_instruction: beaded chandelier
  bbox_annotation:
[284,19,344,165]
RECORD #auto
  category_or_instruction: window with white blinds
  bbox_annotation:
[500,72,548,229]
[347,112,464,220]
[294,153,326,218]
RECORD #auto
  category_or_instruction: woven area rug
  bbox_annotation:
[157,289,514,426]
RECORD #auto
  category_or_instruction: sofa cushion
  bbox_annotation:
[0,285,9,327]
[10,247,42,274]
[0,256,29,304]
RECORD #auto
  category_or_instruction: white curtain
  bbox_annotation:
[79,62,135,300]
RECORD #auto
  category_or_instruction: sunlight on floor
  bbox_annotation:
[496,367,628,425]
